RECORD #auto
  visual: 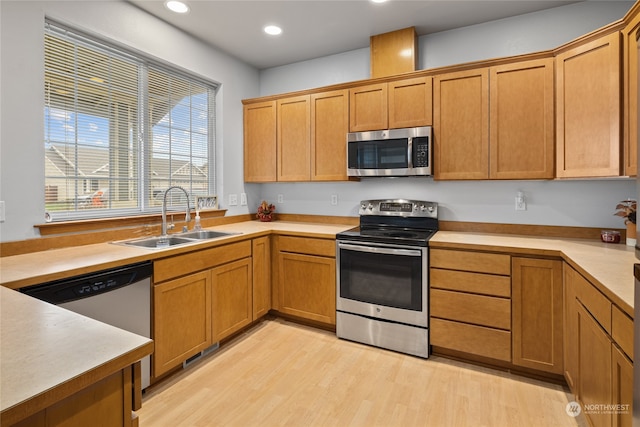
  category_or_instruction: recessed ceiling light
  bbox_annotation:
[371,0,388,3]
[165,0,189,14]
[264,25,283,36]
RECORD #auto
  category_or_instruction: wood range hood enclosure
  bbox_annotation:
[370,27,418,78]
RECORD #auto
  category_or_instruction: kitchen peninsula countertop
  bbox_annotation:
[431,231,636,316]
[0,286,153,425]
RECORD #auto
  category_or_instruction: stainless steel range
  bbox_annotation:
[336,199,438,358]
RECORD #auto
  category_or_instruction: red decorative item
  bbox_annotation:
[257,200,275,222]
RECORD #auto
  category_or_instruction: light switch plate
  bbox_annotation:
[240,193,247,206]
[0,201,4,222]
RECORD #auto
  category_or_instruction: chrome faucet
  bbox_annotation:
[161,186,191,237]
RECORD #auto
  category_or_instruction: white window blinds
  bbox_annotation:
[44,21,216,220]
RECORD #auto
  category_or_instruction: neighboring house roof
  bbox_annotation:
[45,143,208,181]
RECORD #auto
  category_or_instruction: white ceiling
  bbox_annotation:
[128,0,582,70]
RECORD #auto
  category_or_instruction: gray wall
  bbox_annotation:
[0,0,259,242]
[256,1,636,229]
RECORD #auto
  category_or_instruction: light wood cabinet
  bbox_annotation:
[153,270,212,377]
[211,258,253,342]
[349,77,432,132]
[433,68,490,180]
[388,77,433,129]
[430,248,512,362]
[556,32,622,178]
[577,302,613,427]
[612,344,633,427]
[564,264,633,427]
[252,236,271,319]
[277,95,311,181]
[434,59,554,181]
[511,257,563,374]
[11,367,136,427]
[274,235,336,325]
[623,12,640,177]
[243,101,276,182]
[311,89,349,181]
[489,58,555,179]
[349,83,388,131]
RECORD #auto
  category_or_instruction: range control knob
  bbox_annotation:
[367,203,374,211]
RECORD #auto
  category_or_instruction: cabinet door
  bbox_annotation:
[612,343,633,427]
[311,89,349,181]
[252,236,271,320]
[212,258,253,342]
[578,302,613,427]
[512,257,563,374]
[623,13,640,177]
[564,265,579,393]
[490,59,555,179]
[277,95,310,181]
[153,271,212,377]
[243,101,276,182]
[349,83,388,131]
[434,68,489,180]
[556,32,621,178]
[278,252,336,325]
[388,77,432,128]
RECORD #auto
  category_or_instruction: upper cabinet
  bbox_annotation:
[434,59,554,181]
[311,90,349,181]
[623,12,640,177]
[243,101,276,182]
[556,32,622,178]
[489,58,555,180]
[277,95,311,181]
[349,76,433,132]
[434,68,490,180]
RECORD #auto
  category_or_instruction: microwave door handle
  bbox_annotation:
[407,137,413,169]
[338,242,422,257]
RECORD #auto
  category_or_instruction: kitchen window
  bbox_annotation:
[44,20,217,221]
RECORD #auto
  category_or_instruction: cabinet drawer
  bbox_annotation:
[612,305,634,359]
[431,288,510,330]
[278,235,335,257]
[574,271,612,333]
[431,317,511,362]
[154,240,252,283]
[430,268,511,297]
[430,249,510,275]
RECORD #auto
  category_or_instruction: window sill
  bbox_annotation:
[35,210,227,236]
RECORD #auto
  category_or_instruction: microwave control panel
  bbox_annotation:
[412,137,430,167]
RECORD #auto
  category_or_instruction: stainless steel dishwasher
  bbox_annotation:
[21,262,153,390]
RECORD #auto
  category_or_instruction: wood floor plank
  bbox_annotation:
[138,318,587,427]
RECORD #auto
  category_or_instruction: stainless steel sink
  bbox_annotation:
[113,229,240,249]
[118,235,197,249]
[178,230,238,240]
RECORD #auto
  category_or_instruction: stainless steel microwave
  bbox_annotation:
[347,126,432,177]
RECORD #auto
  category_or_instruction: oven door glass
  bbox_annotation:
[337,241,427,326]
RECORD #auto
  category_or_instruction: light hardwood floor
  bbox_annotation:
[139,318,587,427]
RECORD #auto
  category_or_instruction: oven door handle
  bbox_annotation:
[337,242,423,257]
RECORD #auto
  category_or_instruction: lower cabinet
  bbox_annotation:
[564,264,634,427]
[153,270,212,377]
[511,257,563,374]
[273,235,336,325]
[212,258,253,342]
[430,248,512,362]
[252,236,271,319]
[11,366,136,427]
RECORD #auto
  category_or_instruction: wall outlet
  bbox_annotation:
[515,192,526,211]
[240,193,247,206]
[331,194,338,206]
[228,194,238,206]
[0,201,4,222]
[277,194,284,204]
